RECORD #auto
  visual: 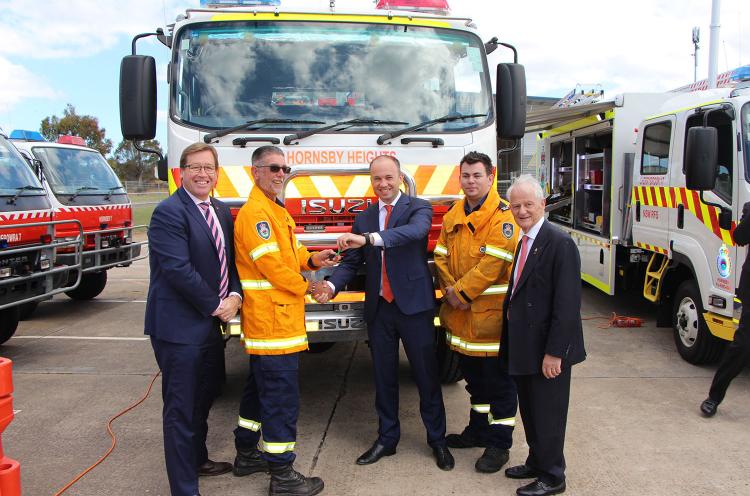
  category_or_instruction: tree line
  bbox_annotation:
[39,104,163,185]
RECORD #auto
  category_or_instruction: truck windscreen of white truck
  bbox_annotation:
[30,147,125,198]
[172,21,491,133]
[0,136,46,198]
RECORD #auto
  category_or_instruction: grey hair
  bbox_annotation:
[506,174,545,201]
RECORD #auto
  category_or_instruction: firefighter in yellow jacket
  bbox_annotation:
[434,152,519,474]
[233,145,338,496]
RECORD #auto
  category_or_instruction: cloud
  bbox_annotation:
[0,56,60,112]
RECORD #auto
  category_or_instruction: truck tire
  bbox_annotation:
[65,271,108,300]
[19,301,39,320]
[436,326,462,384]
[673,280,725,364]
[0,308,20,345]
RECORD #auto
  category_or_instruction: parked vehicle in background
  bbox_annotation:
[0,132,82,343]
[10,130,146,301]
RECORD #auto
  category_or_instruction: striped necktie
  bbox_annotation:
[198,202,229,299]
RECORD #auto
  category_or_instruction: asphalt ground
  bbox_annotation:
[4,257,750,496]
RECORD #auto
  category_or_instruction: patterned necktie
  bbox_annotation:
[513,235,529,292]
[381,204,394,302]
[198,202,229,299]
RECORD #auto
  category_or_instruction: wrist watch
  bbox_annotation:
[362,232,371,246]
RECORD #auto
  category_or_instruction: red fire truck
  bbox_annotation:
[10,131,146,302]
[0,132,82,343]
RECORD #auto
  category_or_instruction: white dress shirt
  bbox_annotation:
[512,216,545,286]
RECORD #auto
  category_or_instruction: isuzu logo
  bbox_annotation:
[301,198,372,215]
[318,317,366,331]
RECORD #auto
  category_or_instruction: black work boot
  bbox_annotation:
[233,447,269,476]
[269,463,324,496]
[475,447,509,473]
[446,428,487,449]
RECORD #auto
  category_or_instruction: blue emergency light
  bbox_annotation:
[9,129,45,142]
[731,65,750,83]
[199,0,281,6]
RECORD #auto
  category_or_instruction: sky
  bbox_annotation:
[0,0,747,157]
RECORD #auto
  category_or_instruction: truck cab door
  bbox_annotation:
[632,117,674,256]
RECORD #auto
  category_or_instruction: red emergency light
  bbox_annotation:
[375,0,450,15]
[57,135,86,146]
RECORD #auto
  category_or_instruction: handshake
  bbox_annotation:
[308,280,334,303]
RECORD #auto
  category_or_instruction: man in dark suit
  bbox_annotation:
[500,174,586,496]
[700,201,750,417]
[314,155,453,471]
[145,142,242,496]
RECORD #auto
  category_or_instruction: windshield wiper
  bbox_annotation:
[203,119,325,143]
[69,186,98,201]
[104,186,125,201]
[376,113,487,145]
[5,185,45,205]
[283,119,408,145]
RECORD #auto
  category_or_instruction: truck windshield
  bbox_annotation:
[31,147,124,197]
[172,21,491,133]
[743,102,750,181]
[0,136,45,196]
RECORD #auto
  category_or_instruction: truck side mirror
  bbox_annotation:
[120,55,157,141]
[684,126,718,191]
[157,156,169,182]
[496,63,527,140]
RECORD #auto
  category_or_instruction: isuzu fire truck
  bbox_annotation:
[0,132,82,343]
[527,72,750,365]
[119,0,526,381]
[10,131,146,302]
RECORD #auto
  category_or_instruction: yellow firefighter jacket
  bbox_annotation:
[235,186,317,355]
[434,188,518,357]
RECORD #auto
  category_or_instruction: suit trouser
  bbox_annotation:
[151,333,224,496]
[709,308,750,403]
[368,298,447,448]
[234,353,300,465]
[513,367,571,486]
[459,353,517,449]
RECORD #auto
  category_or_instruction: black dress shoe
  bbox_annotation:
[700,398,719,417]
[356,442,396,465]
[505,464,539,479]
[432,446,455,471]
[516,479,566,496]
[198,459,233,477]
[446,428,487,449]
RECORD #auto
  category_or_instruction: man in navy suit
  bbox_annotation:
[314,155,453,471]
[500,175,586,496]
[145,142,242,496]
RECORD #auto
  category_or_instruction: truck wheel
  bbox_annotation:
[436,326,462,384]
[673,280,725,364]
[65,271,108,300]
[0,308,20,345]
[307,342,335,354]
[19,301,39,320]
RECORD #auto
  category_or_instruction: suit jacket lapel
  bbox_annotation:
[513,221,551,295]
[179,187,219,256]
[211,198,231,255]
[386,194,410,227]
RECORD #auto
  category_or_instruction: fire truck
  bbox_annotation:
[10,131,147,303]
[118,0,526,381]
[528,72,750,365]
[0,132,82,343]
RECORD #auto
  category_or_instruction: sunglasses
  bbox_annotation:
[257,164,292,174]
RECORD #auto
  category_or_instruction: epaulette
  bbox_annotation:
[498,198,510,212]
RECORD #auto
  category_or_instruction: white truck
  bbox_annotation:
[529,78,750,364]
[117,0,527,381]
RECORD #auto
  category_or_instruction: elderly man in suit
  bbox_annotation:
[314,154,453,471]
[145,142,242,496]
[501,174,586,496]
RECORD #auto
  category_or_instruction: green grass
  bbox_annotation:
[130,191,168,228]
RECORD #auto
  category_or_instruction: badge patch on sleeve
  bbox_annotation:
[256,221,271,240]
[502,223,514,239]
